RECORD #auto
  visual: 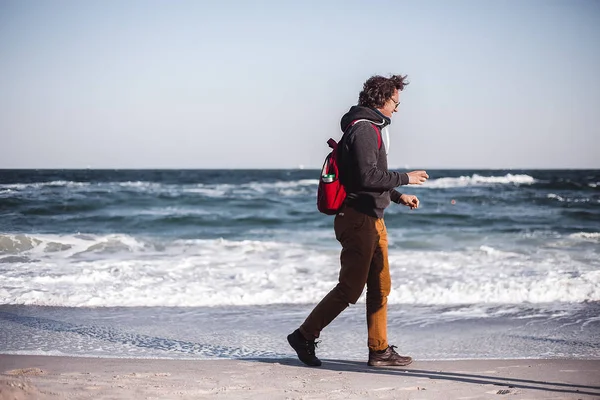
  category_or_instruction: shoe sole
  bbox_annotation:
[368,359,413,367]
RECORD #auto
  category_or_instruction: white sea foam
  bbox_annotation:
[117,181,154,187]
[424,174,536,189]
[1,233,598,307]
[477,245,520,257]
[0,179,319,199]
[569,232,600,240]
[0,175,542,197]
[181,180,318,194]
[0,181,91,190]
[181,180,318,198]
[547,193,565,202]
[547,193,594,203]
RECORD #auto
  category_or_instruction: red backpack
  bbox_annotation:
[317,120,381,215]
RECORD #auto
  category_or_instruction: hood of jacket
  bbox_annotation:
[340,105,391,132]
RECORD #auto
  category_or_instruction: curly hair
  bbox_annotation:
[358,74,409,109]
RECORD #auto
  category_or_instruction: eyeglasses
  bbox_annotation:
[390,98,400,110]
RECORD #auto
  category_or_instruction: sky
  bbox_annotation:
[1,0,599,169]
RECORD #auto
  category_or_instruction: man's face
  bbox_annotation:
[380,89,400,118]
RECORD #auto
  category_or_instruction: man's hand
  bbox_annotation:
[399,194,420,210]
[407,170,429,185]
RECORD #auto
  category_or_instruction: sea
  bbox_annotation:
[0,169,598,361]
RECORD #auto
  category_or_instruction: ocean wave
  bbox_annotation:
[424,174,536,189]
[116,181,164,190]
[0,181,91,190]
[569,232,600,241]
[181,180,317,196]
[1,234,598,307]
[0,179,319,198]
[0,233,148,256]
[547,193,595,203]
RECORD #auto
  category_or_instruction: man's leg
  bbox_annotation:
[365,218,391,351]
[299,207,378,339]
[366,218,412,367]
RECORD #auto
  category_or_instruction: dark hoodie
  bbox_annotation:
[338,106,409,218]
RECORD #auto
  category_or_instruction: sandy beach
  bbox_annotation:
[0,355,598,399]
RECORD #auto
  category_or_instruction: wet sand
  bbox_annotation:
[1,355,599,399]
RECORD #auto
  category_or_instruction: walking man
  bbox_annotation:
[288,74,428,367]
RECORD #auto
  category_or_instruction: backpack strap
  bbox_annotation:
[372,124,382,149]
[350,119,382,149]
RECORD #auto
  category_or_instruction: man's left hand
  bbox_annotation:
[399,194,420,209]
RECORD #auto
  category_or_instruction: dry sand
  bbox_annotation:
[0,355,599,399]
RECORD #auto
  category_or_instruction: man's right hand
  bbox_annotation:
[407,170,429,185]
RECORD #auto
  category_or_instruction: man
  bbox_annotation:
[288,74,428,367]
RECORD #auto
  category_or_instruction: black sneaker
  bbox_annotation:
[368,345,412,367]
[287,329,322,367]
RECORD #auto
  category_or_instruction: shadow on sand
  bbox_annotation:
[3,311,598,397]
[246,358,600,397]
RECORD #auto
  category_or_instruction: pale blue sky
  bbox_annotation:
[1,0,599,169]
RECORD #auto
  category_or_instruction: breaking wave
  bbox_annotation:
[424,174,536,189]
[1,233,598,307]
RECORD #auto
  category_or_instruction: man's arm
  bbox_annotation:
[391,189,421,209]
[390,189,403,203]
[349,125,409,190]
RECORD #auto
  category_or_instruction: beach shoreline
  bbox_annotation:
[1,355,599,399]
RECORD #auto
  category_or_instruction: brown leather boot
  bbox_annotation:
[368,345,412,367]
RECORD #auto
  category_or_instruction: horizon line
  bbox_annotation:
[1,167,599,171]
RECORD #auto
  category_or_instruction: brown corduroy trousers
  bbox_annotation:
[300,206,391,351]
